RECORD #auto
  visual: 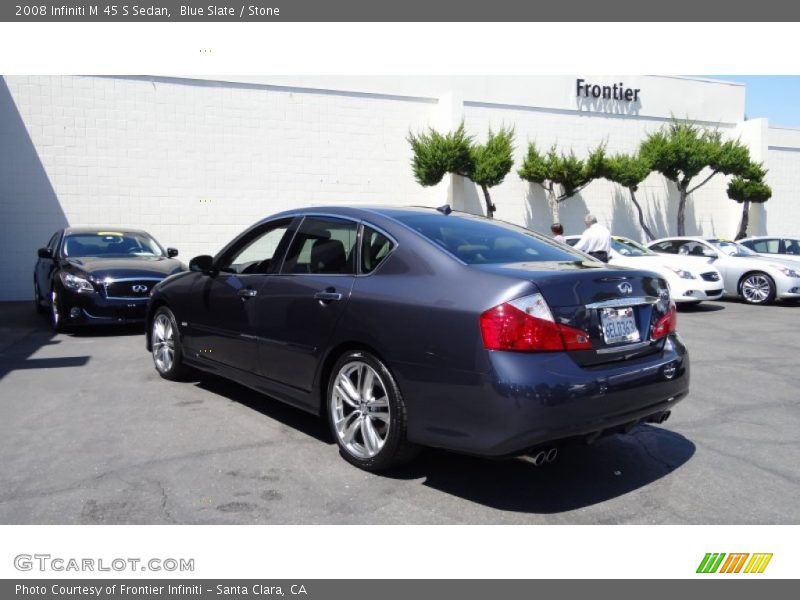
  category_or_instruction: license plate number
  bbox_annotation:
[600,307,640,345]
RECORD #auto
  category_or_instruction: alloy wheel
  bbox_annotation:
[741,274,772,304]
[330,361,391,459]
[152,313,176,373]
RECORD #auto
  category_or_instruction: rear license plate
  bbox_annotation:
[600,307,640,345]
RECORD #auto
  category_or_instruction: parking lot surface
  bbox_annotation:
[1,299,798,524]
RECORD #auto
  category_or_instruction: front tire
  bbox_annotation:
[739,272,776,305]
[151,306,190,380]
[327,350,419,472]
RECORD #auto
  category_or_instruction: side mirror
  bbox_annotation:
[167,247,179,258]
[189,255,215,274]
[37,247,52,259]
[704,251,719,259]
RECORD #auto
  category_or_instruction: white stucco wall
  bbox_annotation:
[0,74,794,301]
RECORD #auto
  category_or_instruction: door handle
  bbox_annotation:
[314,291,342,302]
[237,288,258,298]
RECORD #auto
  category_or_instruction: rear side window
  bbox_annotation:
[750,239,780,253]
[395,213,581,265]
[783,239,800,255]
[282,216,358,274]
[361,226,395,274]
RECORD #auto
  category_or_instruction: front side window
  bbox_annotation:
[783,239,800,255]
[361,226,395,274]
[221,218,294,274]
[395,213,581,265]
[62,232,164,258]
[282,217,358,275]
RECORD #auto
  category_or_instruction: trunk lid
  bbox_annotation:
[474,261,674,365]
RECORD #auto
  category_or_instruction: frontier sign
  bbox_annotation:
[576,78,641,102]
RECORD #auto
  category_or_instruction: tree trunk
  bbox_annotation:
[677,187,688,236]
[629,187,656,241]
[735,201,751,241]
[549,189,560,223]
[480,184,495,219]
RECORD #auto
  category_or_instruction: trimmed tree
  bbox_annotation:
[603,153,656,241]
[518,143,607,222]
[639,120,751,236]
[469,127,515,218]
[408,123,514,218]
[727,162,772,240]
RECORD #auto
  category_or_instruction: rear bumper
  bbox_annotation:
[396,333,689,457]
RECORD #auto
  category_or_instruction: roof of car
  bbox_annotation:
[741,236,800,241]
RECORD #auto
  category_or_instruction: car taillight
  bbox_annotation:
[651,303,677,340]
[480,293,592,352]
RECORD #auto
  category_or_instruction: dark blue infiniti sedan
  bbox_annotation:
[145,206,689,471]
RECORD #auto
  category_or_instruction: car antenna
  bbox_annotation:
[436,204,452,215]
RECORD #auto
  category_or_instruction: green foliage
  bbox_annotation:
[470,127,515,188]
[639,120,752,187]
[604,153,651,189]
[407,123,473,186]
[518,143,607,199]
[727,162,772,204]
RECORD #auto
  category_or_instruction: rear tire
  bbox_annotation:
[326,350,420,472]
[739,272,776,305]
[151,306,190,380]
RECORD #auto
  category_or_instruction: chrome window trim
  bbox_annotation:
[357,221,399,277]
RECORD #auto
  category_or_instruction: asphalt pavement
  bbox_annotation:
[0,298,798,524]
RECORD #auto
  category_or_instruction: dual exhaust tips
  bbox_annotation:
[523,447,558,467]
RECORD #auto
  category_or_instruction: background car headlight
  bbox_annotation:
[665,266,696,279]
[59,272,95,293]
[773,265,800,278]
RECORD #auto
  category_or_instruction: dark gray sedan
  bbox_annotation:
[145,206,689,471]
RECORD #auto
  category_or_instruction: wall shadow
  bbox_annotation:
[523,186,588,237]
[0,302,89,381]
[0,77,69,301]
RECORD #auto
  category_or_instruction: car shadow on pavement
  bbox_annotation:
[68,324,146,337]
[385,425,696,514]
[193,373,334,445]
[678,302,725,313]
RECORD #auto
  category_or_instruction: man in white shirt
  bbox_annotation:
[574,213,611,262]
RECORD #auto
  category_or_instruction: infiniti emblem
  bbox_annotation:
[617,282,633,294]
[132,284,149,293]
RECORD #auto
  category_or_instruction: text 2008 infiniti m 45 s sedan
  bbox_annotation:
[146,206,689,471]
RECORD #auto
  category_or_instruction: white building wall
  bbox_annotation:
[1,74,796,301]
[764,127,800,237]
[0,75,442,300]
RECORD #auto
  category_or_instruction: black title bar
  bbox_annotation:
[4,0,800,21]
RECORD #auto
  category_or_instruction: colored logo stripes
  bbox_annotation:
[697,553,773,574]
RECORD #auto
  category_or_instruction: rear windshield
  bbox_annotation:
[612,237,655,257]
[395,213,583,265]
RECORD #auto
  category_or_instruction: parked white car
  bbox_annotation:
[739,236,800,264]
[647,237,800,305]
[564,235,724,304]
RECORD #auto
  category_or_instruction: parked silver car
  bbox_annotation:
[647,237,800,305]
[739,236,800,264]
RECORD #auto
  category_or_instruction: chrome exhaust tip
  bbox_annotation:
[545,447,558,463]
